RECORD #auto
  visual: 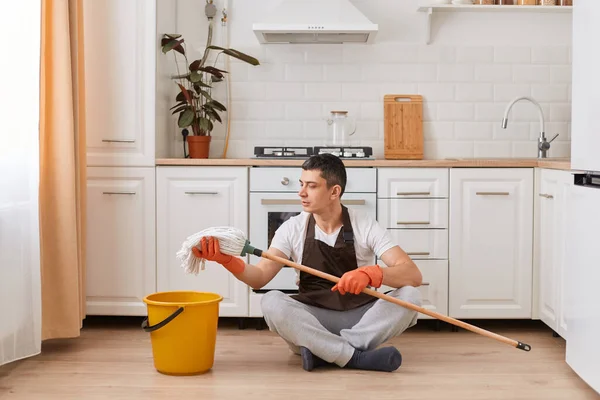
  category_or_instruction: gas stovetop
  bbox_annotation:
[254,146,374,159]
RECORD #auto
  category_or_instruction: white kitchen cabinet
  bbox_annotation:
[83,0,155,167]
[156,166,249,317]
[449,168,534,319]
[535,168,571,338]
[378,260,448,319]
[377,168,449,320]
[86,167,156,316]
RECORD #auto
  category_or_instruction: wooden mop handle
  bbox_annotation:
[261,252,531,352]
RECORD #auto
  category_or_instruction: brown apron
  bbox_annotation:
[290,205,377,311]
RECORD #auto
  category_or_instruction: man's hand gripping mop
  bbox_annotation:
[177,226,532,352]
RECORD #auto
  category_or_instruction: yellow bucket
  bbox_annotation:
[142,291,223,375]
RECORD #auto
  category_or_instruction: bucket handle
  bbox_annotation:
[141,306,184,333]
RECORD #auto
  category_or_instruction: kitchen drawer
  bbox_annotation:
[388,229,448,259]
[250,167,376,193]
[377,259,448,319]
[377,199,448,229]
[377,168,449,198]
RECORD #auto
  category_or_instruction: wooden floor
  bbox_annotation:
[1,317,598,400]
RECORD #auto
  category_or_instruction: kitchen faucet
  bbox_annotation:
[501,96,559,158]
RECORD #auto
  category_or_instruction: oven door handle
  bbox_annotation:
[261,199,367,206]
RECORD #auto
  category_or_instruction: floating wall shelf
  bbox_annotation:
[417,3,573,44]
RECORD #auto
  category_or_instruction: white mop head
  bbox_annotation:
[176,226,248,275]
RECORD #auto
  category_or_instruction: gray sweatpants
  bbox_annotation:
[260,286,422,367]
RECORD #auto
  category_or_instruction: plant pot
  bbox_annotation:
[186,135,211,159]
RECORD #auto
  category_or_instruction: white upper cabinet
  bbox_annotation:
[156,167,249,317]
[83,0,155,167]
[449,168,534,319]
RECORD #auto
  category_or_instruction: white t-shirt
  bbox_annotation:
[269,208,396,267]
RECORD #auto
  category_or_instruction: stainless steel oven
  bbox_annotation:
[248,166,377,316]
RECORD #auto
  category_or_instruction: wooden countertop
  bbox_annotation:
[155,157,572,170]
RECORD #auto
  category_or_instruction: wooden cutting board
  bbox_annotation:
[384,94,423,160]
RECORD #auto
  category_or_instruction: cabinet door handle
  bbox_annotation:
[421,282,430,286]
[103,191,136,195]
[476,191,509,196]
[185,191,218,195]
[407,252,430,256]
[102,139,135,143]
[539,193,554,199]
[396,191,431,196]
[260,199,367,206]
[397,221,430,225]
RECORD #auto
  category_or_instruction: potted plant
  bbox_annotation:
[161,33,260,158]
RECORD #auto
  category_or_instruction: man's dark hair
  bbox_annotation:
[301,153,347,196]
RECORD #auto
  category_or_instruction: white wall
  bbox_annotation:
[157,0,573,159]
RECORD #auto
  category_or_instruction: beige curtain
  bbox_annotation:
[39,0,87,340]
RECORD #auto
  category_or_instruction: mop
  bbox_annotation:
[177,226,532,352]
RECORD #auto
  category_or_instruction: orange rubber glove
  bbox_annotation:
[331,265,383,295]
[192,236,245,274]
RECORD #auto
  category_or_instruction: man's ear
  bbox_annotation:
[330,184,342,199]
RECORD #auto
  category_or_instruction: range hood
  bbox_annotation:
[252,0,378,44]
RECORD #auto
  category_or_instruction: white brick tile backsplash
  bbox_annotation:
[513,66,551,83]
[493,84,531,102]
[551,66,572,83]
[360,102,383,120]
[475,103,507,122]
[418,46,456,64]
[266,83,304,101]
[266,121,304,139]
[474,141,512,158]
[342,83,380,101]
[457,46,494,64]
[247,63,285,82]
[424,141,474,159]
[475,65,512,83]
[531,85,569,102]
[532,46,569,65]
[493,122,531,141]
[324,64,362,82]
[494,47,531,64]
[417,83,455,102]
[549,104,571,122]
[456,83,494,102]
[170,3,573,160]
[285,103,323,120]
[437,103,474,121]
[285,64,324,82]
[423,122,454,141]
[306,83,342,101]
[305,45,343,64]
[455,122,493,140]
[438,65,475,82]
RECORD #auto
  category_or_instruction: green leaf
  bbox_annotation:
[178,109,194,127]
[177,84,194,105]
[199,89,213,101]
[171,105,190,115]
[198,66,227,79]
[203,106,222,123]
[189,60,202,71]
[162,39,185,55]
[205,99,226,112]
[198,117,213,133]
[171,72,191,80]
[207,45,260,66]
[170,101,187,110]
[193,81,211,91]
[189,71,203,83]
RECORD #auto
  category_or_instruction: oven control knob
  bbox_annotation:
[281,177,289,185]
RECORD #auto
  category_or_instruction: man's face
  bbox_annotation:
[298,169,340,213]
